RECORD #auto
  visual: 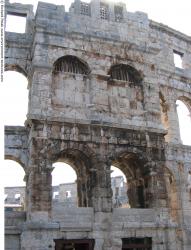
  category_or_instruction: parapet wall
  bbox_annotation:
[4,0,191,250]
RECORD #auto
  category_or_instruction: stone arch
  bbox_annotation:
[178,96,191,110]
[52,55,90,75]
[52,148,93,207]
[5,63,28,77]
[58,141,96,160]
[111,146,149,164]
[111,151,150,208]
[107,63,144,116]
[5,154,27,172]
[51,56,91,110]
[108,63,143,85]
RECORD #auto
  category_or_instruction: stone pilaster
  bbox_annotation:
[90,159,112,212]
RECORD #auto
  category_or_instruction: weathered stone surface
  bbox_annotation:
[4,0,191,249]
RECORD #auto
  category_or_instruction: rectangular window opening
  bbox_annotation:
[115,5,123,22]
[173,50,183,69]
[100,3,109,20]
[6,13,27,33]
[80,2,91,16]
[15,193,21,200]
[53,191,59,199]
[54,239,95,250]
[66,190,72,198]
[122,237,152,250]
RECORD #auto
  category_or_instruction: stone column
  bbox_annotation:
[149,162,168,208]
[90,0,101,19]
[165,101,181,144]
[26,136,53,220]
[27,163,52,221]
[90,159,112,212]
[24,172,29,211]
[143,79,164,130]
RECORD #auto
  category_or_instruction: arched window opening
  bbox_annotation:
[176,100,191,146]
[53,55,90,75]
[52,149,92,212]
[112,154,150,209]
[111,166,129,208]
[108,64,142,85]
[52,162,77,209]
[3,160,26,211]
[1,71,28,126]
[52,56,90,109]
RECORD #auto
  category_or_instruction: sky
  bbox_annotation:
[2,0,191,188]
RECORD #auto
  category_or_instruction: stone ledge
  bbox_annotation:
[5,126,28,134]
[5,227,22,234]
[28,115,166,135]
[23,221,60,230]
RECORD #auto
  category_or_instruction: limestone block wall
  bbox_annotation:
[5,186,25,205]
[5,211,26,250]
[4,0,191,249]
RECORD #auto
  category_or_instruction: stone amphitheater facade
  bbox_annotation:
[4,0,191,249]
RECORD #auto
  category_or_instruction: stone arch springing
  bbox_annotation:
[4,154,26,171]
[108,64,143,85]
[52,55,90,75]
[5,64,28,77]
[176,97,191,145]
[111,151,150,208]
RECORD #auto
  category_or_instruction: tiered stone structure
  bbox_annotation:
[4,0,191,249]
